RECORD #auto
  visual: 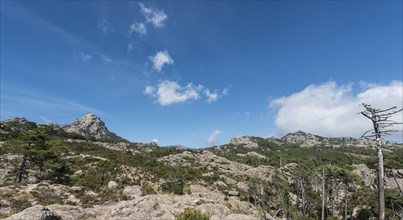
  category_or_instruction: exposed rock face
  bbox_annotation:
[4,205,62,220]
[279,131,378,147]
[63,113,110,139]
[281,131,322,147]
[230,136,258,148]
[352,164,403,190]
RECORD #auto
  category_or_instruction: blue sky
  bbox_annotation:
[1,1,402,147]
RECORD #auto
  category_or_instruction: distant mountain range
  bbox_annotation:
[1,113,387,148]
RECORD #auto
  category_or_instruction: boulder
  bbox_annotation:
[5,205,62,220]
[108,181,118,190]
[223,214,259,220]
[123,185,142,199]
[47,205,85,220]
[228,190,239,196]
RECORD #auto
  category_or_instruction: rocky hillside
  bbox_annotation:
[0,115,402,220]
[62,113,125,141]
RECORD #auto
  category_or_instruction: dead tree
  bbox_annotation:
[361,103,403,220]
[321,167,325,220]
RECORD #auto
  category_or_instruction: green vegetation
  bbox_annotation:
[175,208,210,220]
[1,118,402,219]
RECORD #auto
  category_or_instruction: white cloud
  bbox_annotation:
[128,22,146,35]
[139,3,168,28]
[127,43,135,52]
[149,50,174,72]
[144,86,156,96]
[100,55,112,64]
[144,80,203,106]
[207,130,222,145]
[204,89,219,103]
[80,52,92,62]
[97,19,114,34]
[222,86,231,96]
[151,138,158,144]
[270,81,403,141]
[145,81,230,105]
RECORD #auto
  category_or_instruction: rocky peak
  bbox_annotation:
[230,136,258,148]
[281,131,323,147]
[63,113,110,139]
[3,117,30,124]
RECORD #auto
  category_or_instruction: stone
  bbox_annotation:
[123,185,142,199]
[71,186,85,193]
[228,190,239,196]
[236,182,248,192]
[47,204,85,220]
[223,214,259,220]
[5,205,62,220]
[108,181,118,190]
[73,170,84,176]
[197,203,231,217]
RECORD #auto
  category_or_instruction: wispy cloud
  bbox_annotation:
[128,22,147,35]
[207,130,222,145]
[270,81,403,141]
[127,43,135,53]
[144,80,203,106]
[39,116,54,124]
[149,50,174,72]
[97,19,114,34]
[1,83,103,121]
[139,3,168,28]
[204,89,219,103]
[100,55,112,64]
[79,52,92,62]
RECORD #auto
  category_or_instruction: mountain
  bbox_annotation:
[1,116,402,219]
[278,130,378,147]
[62,113,126,142]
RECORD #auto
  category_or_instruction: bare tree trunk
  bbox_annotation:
[16,155,26,183]
[344,185,348,220]
[391,169,403,196]
[322,168,325,220]
[300,176,306,216]
[331,178,335,218]
[260,184,267,220]
[281,191,288,220]
[377,141,385,220]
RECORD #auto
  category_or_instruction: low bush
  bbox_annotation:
[175,208,210,220]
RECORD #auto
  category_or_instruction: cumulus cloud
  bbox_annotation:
[97,20,114,34]
[128,22,146,35]
[100,55,112,64]
[79,52,92,62]
[151,138,158,144]
[139,3,168,28]
[270,81,403,140]
[204,89,219,103]
[145,81,230,105]
[144,86,156,96]
[207,130,222,145]
[149,50,174,72]
[144,80,203,106]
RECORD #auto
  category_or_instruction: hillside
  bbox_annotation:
[0,115,402,219]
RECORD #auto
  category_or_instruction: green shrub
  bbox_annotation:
[161,181,184,195]
[141,183,156,195]
[9,195,32,213]
[356,208,373,220]
[175,208,210,220]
